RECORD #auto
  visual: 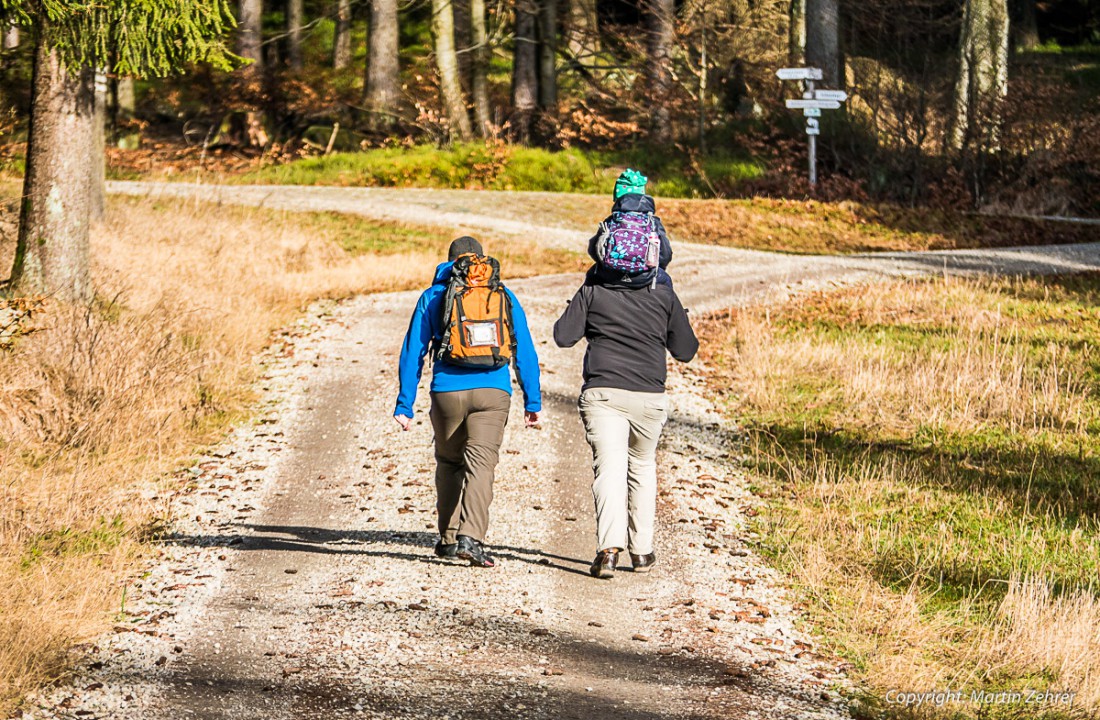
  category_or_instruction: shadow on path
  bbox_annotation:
[165,524,592,577]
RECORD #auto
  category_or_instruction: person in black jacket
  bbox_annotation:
[553,253,698,579]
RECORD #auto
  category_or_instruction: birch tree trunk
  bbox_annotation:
[333,0,352,68]
[470,0,493,135]
[287,0,304,70]
[644,0,674,143]
[805,0,839,87]
[789,0,806,64]
[365,0,401,121]
[431,0,474,139]
[951,0,1010,150]
[511,1,539,142]
[238,0,264,70]
[11,36,95,301]
[537,0,558,110]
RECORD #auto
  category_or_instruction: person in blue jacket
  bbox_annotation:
[393,236,542,568]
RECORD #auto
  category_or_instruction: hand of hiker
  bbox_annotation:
[394,414,412,431]
[524,411,540,428]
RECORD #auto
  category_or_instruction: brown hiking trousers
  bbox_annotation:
[429,388,511,544]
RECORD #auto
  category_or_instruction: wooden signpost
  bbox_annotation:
[776,68,848,186]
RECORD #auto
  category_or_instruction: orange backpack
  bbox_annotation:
[434,253,516,369]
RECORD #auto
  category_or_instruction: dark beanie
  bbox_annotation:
[448,236,483,261]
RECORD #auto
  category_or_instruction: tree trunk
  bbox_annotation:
[644,0,674,143]
[454,0,473,91]
[564,0,598,62]
[805,0,839,87]
[333,0,352,69]
[1013,0,1039,50]
[951,0,1010,150]
[431,0,474,140]
[788,0,806,64]
[365,0,401,122]
[238,0,264,70]
[470,0,493,135]
[287,0,304,70]
[537,0,558,110]
[11,36,94,301]
[511,1,539,142]
[90,70,107,222]
[110,78,141,149]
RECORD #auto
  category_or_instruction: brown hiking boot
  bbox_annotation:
[590,549,619,579]
[629,552,656,573]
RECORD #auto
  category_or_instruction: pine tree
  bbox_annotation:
[3,1,237,301]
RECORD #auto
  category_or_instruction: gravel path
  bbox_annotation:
[20,184,1100,720]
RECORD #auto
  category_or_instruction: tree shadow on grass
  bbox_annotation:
[759,424,1100,520]
[754,424,1100,600]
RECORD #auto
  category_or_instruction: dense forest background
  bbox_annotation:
[1,0,1098,215]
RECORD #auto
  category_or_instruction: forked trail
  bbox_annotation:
[23,184,1100,720]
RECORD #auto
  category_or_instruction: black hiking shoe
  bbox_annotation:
[590,549,619,579]
[456,535,496,568]
[434,540,458,559]
[629,552,656,573]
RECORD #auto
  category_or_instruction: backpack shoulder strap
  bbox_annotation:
[501,285,519,365]
[433,271,464,364]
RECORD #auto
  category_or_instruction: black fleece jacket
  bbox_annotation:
[553,282,698,393]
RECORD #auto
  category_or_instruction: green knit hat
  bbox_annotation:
[613,168,648,199]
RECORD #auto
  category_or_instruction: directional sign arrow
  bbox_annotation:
[776,67,823,81]
[814,89,848,102]
[786,99,841,110]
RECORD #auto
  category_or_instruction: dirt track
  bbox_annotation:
[21,184,1100,720]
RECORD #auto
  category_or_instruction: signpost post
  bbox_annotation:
[776,68,847,186]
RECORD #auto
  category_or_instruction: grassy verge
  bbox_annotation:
[0,197,582,713]
[232,142,767,198]
[699,274,1100,719]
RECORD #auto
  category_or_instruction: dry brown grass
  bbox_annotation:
[724,279,1090,439]
[0,196,582,712]
[700,275,1100,718]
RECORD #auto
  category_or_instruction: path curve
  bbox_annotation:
[22,183,1100,720]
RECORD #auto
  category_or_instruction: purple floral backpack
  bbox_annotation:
[595,211,661,274]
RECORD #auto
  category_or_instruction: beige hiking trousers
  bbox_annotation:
[579,387,669,555]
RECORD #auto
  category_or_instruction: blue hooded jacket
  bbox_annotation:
[394,262,542,418]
